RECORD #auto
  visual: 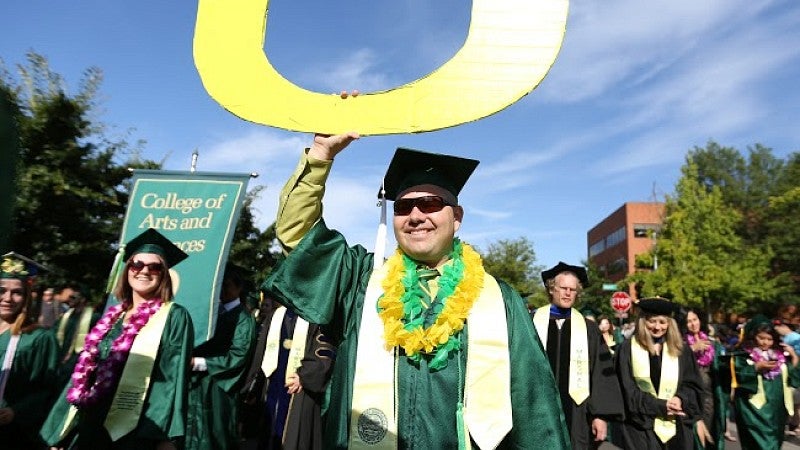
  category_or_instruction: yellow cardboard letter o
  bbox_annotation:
[194,0,568,136]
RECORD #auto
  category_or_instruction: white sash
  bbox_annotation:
[349,266,512,450]
[260,307,310,382]
[104,302,173,441]
[0,334,20,403]
[532,306,590,404]
[631,339,679,443]
[261,307,288,377]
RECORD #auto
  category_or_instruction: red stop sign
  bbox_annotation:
[610,291,632,313]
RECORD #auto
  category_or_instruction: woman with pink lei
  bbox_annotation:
[41,229,194,450]
[732,315,800,450]
[0,253,59,449]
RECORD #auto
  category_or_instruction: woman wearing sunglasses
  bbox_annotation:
[42,228,194,450]
[0,253,59,449]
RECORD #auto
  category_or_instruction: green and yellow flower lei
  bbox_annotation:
[377,239,485,370]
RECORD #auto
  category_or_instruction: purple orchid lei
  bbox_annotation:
[686,332,715,368]
[66,298,163,407]
[749,346,786,380]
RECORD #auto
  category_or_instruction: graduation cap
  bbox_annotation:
[636,297,678,317]
[541,261,589,287]
[743,314,772,337]
[1,252,48,279]
[123,228,188,268]
[380,148,479,202]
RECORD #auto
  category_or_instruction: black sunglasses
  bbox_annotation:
[128,260,164,274]
[393,195,455,216]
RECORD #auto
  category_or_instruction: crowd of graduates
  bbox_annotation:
[4,131,800,450]
[7,242,800,450]
[0,233,332,450]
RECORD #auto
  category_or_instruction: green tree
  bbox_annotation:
[690,141,784,244]
[477,237,544,308]
[626,160,784,313]
[2,52,157,296]
[227,185,280,288]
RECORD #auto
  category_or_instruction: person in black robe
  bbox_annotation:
[533,262,624,449]
[240,296,335,450]
[615,297,705,450]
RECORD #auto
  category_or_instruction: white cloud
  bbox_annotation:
[300,48,395,93]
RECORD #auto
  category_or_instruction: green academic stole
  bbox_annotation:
[631,339,679,443]
[104,301,173,441]
[59,302,174,441]
[57,307,94,353]
[349,266,512,450]
[532,306,590,404]
[749,363,793,413]
[260,306,310,382]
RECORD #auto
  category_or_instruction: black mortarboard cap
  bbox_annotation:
[744,314,772,337]
[123,228,188,268]
[636,297,678,317]
[380,148,479,202]
[541,261,589,287]
[1,252,48,279]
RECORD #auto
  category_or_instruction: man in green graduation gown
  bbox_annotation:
[263,133,569,449]
[532,262,624,449]
[186,264,256,449]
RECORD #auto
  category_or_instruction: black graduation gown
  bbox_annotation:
[240,306,335,450]
[543,316,624,449]
[616,339,705,450]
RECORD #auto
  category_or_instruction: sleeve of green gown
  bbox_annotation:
[9,330,60,428]
[275,150,334,252]
[137,304,194,441]
[499,281,570,448]
[201,310,256,393]
[263,220,373,342]
[788,360,800,388]
[733,353,758,395]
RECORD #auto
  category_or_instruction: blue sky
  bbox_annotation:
[3,0,800,270]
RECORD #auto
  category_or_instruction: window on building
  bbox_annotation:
[589,240,605,257]
[633,223,660,238]
[605,226,626,249]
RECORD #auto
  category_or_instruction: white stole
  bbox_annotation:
[630,338,679,443]
[0,334,20,403]
[104,302,173,441]
[348,266,512,450]
[260,306,310,383]
[532,306,590,404]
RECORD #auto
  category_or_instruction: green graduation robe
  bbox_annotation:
[185,302,256,450]
[732,349,800,450]
[263,220,570,450]
[41,303,194,450]
[0,327,60,449]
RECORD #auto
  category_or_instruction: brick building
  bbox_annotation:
[587,202,665,287]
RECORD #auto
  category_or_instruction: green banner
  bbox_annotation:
[111,170,250,346]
